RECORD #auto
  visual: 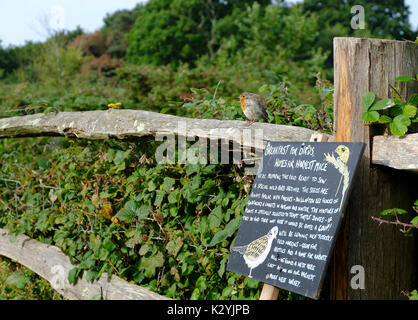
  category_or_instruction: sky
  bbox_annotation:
[0,0,417,47]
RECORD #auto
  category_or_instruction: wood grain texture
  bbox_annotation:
[259,284,280,300]
[0,109,329,149]
[372,133,418,172]
[332,37,418,300]
[0,228,169,300]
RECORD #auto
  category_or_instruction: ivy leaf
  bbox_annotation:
[395,76,415,82]
[361,110,379,122]
[225,217,241,235]
[208,230,229,247]
[6,273,30,289]
[245,277,260,288]
[167,189,180,204]
[113,149,131,165]
[190,288,200,300]
[139,243,150,256]
[103,238,116,252]
[369,98,395,111]
[218,256,228,278]
[166,237,183,256]
[390,114,410,136]
[117,200,138,223]
[140,251,164,278]
[154,190,165,207]
[195,275,207,292]
[162,177,175,192]
[138,205,151,219]
[209,206,223,229]
[86,270,99,283]
[221,286,233,297]
[208,217,241,246]
[362,92,375,111]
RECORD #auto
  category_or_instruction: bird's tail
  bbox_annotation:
[232,245,247,255]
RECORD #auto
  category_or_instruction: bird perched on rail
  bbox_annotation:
[239,92,269,125]
[232,226,278,278]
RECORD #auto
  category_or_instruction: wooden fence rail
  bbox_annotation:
[0,109,325,149]
[1,109,416,171]
[0,228,168,300]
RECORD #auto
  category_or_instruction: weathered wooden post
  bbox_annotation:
[332,37,418,299]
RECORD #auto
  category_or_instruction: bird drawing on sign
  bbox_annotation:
[324,145,351,213]
[239,92,268,125]
[232,226,278,278]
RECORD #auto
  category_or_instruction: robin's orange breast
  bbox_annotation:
[239,95,246,111]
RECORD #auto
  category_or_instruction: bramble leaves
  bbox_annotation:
[380,208,408,216]
[361,75,418,136]
[361,110,380,122]
[403,104,417,118]
[362,92,375,112]
[395,76,415,82]
[369,98,394,111]
[0,137,261,300]
[390,115,410,136]
[410,290,418,300]
[117,200,138,223]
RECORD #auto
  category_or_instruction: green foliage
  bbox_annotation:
[0,137,274,299]
[32,39,85,87]
[301,0,416,73]
[0,41,19,78]
[0,257,62,300]
[376,200,418,299]
[126,0,272,66]
[181,74,333,133]
[102,4,144,59]
[410,289,418,300]
[361,75,418,136]
[127,0,211,66]
[1,0,416,301]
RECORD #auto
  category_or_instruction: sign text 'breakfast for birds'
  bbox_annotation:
[227,141,365,299]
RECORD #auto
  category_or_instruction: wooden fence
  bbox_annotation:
[0,37,417,300]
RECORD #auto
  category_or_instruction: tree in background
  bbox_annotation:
[102,4,145,59]
[302,0,416,70]
[126,0,271,66]
[0,41,18,78]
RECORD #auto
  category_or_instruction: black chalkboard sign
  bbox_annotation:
[227,141,365,299]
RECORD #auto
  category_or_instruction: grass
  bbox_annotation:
[0,256,63,300]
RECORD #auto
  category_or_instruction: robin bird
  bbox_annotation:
[232,226,278,278]
[239,92,268,125]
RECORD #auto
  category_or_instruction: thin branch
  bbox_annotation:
[371,215,417,232]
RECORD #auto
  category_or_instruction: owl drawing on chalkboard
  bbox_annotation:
[232,226,278,278]
[324,145,350,213]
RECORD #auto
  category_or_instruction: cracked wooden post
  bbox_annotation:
[332,37,418,300]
